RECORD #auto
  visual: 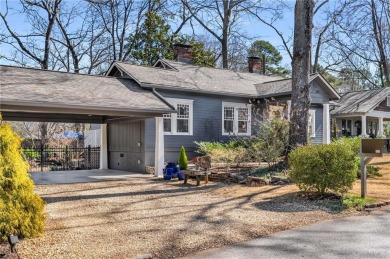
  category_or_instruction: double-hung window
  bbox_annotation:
[222,102,251,136]
[163,98,193,135]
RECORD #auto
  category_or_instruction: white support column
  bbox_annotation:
[361,115,367,136]
[322,103,331,144]
[154,117,164,177]
[286,100,291,121]
[378,117,384,136]
[99,123,108,169]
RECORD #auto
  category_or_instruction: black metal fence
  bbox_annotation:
[23,145,100,172]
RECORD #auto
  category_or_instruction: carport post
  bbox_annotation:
[100,123,108,169]
[154,117,164,177]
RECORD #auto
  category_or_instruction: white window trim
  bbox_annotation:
[222,102,252,136]
[387,96,390,107]
[309,109,316,138]
[164,98,193,136]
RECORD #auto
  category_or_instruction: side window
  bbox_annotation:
[163,98,193,135]
[222,102,251,136]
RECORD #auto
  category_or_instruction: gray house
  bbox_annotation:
[0,44,341,176]
[104,44,341,175]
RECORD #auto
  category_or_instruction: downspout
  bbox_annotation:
[152,87,176,111]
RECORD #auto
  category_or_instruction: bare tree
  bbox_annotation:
[248,1,293,60]
[328,0,390,87]
[0,0,62,69]
[312,0,349,73]
[87,0,152,62]
[289,0,315,149]
[181,0,277,69]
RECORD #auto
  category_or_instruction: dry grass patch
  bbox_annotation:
[350,156,390,201]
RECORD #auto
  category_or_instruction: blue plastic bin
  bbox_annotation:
[164,167,173,180]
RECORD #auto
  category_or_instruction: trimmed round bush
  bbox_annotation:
[0,123,45,239]
[289,143,357,195]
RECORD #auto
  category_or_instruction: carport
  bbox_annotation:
[0,65,175,179]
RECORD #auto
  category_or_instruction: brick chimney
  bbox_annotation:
[248,56,263,74]
[173,44,193,64]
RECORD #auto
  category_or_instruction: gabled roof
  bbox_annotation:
[110,59,282,98]
[331,87,390,115]
[0,65,174,115]
[255,73,341,99]
[109,59,340,100]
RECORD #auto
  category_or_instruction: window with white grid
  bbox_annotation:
[224,107,234,134]
[163,98,193,135]
[177,104,190,133]
[163,113,172,133]
[222,102,251,136]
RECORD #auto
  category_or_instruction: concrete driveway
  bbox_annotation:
[184,207,390,259]
[31,169,153,185]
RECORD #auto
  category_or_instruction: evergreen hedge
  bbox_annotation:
[178,146,188,170]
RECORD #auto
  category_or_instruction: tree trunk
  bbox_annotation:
[370,0,390,87]
[221,0,231,69]
[289,0,314,150]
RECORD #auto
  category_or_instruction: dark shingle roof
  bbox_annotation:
[331,87,390,115]
[255,74,340,99]
[0,65,173,113]
[113,59,282,97]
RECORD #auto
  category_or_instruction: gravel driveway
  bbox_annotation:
[2,179,357,258]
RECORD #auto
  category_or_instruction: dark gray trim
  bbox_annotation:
[0,101,174,117]
[1,111,105,123]
[140,83,259,98]
[152,88,177,110]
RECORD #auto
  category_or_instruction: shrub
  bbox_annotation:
[194,141,227,155]
[0,123,45,240]
[366,164,382,178]
[252,118,289,168]
[332,137,361,157]
[178,146,188,170]
[194,141,249,170]
[289,143,357,195]
[24,148,41,160]
[342,195,376,210]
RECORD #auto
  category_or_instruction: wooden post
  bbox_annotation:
[360,154,367,198]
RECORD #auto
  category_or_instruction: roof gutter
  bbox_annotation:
[141,83,259,98]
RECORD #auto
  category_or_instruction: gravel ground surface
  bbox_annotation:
[1,177,360,259]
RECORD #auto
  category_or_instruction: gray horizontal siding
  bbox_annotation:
[310,81,331,104]
[144,90,255,164]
